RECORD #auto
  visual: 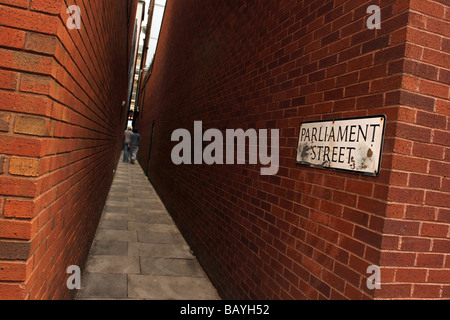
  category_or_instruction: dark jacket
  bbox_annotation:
[130,133,141,147]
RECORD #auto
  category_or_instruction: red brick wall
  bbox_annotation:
[376,0,449,299]
[0,0,137,299]
[137,0,449,300]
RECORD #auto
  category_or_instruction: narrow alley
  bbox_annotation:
[0,0,448,303]
[76,155,219,300]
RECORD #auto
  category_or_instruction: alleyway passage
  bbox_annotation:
[76,156,220,300]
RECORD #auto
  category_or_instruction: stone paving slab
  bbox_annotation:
[128,275,219,300]
[79,274,128,299]
[76,157,219,300]
[98,219,129,230]
[90,241,128,256]
[140,258,205,277]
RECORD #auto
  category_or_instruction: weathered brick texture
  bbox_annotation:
[376,0,450,300]
[137,0,449,299]
[0,0,137,299]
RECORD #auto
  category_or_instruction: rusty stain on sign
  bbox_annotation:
[296,115,386,176]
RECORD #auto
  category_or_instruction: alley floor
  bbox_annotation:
[76,156,220,300]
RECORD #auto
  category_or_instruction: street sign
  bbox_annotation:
[296,115,386,176]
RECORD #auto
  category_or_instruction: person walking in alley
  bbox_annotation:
[130,128,142,164]
[123,127,133,162]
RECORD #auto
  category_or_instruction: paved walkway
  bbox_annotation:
[76,156,220,300]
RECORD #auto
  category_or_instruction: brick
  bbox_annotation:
[354,226,381,248]
[334,262,361,287]
[372,75,404,93]
[0,91,53,117]
[401,74,418,91]
[0,261,27,281]
[376,284,412,299]
[360,64,388,82]
[392,139,412,155]
[30,0,64,14]
[310,274,331,298]
[0,0,29,8]
[425,191,450,207]
[383,219,420,236]
[345,82,369,97]
[3,199,37,219]
[432,239,450,253]
[19,74,53,95]
[0,6,59,35]
[332,190,357,207]
[0,177,39,198]
[416,111,447,129]
[348,54,373,72]
[394,123,432,143]
[357,196,386,214]
[437,208,450,223]
[422,48,450,69]
[380,252,416,267]
[408,173,441,190]
[419,79,449,99]
[9,157,41,177]
[444,285,450,297]
[0,283,26,300]
[0,135,44,157]
[395,268,428,282]
[0,240,31,260]
[345,179,373,197]
[356,94,384,109]
[322,31,340,46]
[398,91,436,111]
[429,16,450,37]
[416,253,444,267]
[408,11,427,29]
[427,270,450,283]
[429,160,450,176]
[387,187,424,204]
[400,237,431,252]
[410,0,446,19]
[362,36,390,54]
[0,113,11,132]
[403,60,439,81]
[374,44,406,65]
[0,26,25,48]
[420,222,449,238]
[439,69,450,85]
[0,69,18,90]
[379,11,409,36]
[0,48,55,76]
[369,216,384,235]
[404,43,423,60]
[0,219,33,240]
[24,32,57,55]
[390,28,408,45]
[385,204,405,219]
[406,27,442,50]
[14,116,50,136]
[412,285,442,298]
